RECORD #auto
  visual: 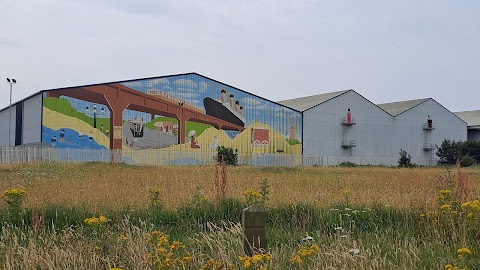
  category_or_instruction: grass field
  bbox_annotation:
[1,163,480,269]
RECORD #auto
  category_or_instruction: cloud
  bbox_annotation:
[242,97,263,106]
[167,91,199,100]
[122,81,143,88]
[275,112,287,117]
[174,78,197,89]
[162,85,173,91]
[176,87,200,93]
[199,81,208,93]
[244,104,268,111]
[145,78,170,88]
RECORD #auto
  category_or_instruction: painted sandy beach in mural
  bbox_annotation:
[41,73,302,163]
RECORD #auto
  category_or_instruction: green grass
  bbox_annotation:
[43,97,111,132]
[143,116,212,137]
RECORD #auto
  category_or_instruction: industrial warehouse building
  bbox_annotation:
[279,91,467,166]
[0,73,469,166]
[454,110,480,141]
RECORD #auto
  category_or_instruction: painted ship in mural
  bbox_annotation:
[203,89,246,127]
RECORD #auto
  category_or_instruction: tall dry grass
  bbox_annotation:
[1,163,479,210]
[0,218,470,270]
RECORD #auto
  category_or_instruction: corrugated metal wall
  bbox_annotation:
[303,91,467,166]
[22,93,43,144]
[0,105,16,146]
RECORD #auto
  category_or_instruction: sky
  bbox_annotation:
[1,0,479,112]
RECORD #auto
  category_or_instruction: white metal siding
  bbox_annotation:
[303,91,394,162]
[0,105,17,146]
[394,99,467,165]
[303,92,467,166]
[22,93,43,144]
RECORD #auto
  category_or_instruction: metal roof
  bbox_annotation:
[454,110,480,127]
[277,90,350,112]
[376,98,430,116]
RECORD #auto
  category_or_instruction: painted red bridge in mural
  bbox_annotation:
[45,83,245,149]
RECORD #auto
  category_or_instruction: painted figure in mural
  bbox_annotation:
[60,129,65,142]
[239,106,243,116]
[88,131,94,140]
[51,135,57,146]
[220,89,227,103]
[100,124,104,133]
[105,129,109,135]
[188,130,200,149]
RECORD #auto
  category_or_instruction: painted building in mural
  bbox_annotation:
[39,73,303,161]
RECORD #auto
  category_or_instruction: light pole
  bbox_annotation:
[6,78,16,147]
[85,104,105,128]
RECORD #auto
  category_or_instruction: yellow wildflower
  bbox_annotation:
[341,189,350,196]
[99,215,108,223]
[457,247,472,259]
[439,189,452,195]
[1,188,26,198]
[290,255,302,265]
[243,188,262,198]
[252,254,263,263]
[441,204,452,210]
[83,217,100,225]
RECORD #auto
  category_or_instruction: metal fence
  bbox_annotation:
[0,147,438,167]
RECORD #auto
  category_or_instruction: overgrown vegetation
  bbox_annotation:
[1,163,480,269]
[398,148,415,167]
[216,146,238,165]
[436,139,480,166]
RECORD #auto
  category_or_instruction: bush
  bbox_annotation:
[459,155,475,167]
[398,149,414,167]
[339,161,356,167]
[216,146,238,165]
[436,139,461,165]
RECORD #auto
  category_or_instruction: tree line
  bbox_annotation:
[436,139,480,167]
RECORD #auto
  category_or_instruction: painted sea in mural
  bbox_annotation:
[42,73,302,163]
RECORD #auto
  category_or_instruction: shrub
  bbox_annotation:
[459,155,475,167]
[216,146,238,165]
[436,139,461,165]
[339,161,356,167]
[398,149,413,167]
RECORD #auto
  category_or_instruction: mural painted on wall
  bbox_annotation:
[41,74,302,160]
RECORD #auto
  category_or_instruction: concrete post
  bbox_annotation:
[242,205,267,256]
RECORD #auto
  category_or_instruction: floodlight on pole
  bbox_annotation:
[6,78,16,147]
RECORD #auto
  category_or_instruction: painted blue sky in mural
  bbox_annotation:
[51,74,302,141]
[121,74,302,140]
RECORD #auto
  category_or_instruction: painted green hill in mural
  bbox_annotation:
[43,97,111,132]
[144,116,212,137]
